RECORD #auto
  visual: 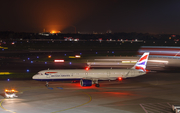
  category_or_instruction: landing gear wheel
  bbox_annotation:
[45,81,49,87]
[95,84,100,87]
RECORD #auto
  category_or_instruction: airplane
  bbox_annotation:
[32,52,149,87]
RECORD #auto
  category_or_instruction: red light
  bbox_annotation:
[85,67,89,71]
[118,77,122,80]
[145,69,150,73]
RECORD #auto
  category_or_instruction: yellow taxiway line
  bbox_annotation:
[0,98,16,113]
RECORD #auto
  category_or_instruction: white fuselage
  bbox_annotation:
[32,69,146,81]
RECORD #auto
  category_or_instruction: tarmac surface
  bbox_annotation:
[0,70,180,113]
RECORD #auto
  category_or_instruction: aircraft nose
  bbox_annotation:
[32,75,38,79]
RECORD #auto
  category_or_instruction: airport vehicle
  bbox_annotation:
[33,52,149,87]
[5,89,18,98]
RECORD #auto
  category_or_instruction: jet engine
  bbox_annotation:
[80,79,92,86]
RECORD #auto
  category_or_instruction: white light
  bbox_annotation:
[75,55,81,58]
[122,61,130,63]
[148,60,168,64]
[54,60,64,62]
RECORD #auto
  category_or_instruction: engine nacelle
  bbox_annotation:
[80,79,92,87]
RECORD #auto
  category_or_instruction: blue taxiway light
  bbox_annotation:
[27,69,29,72]
[7,79,10,81]
[48,87,53,90]
[69,62,72,64]
[57,87,63,89]
[28,58,30,60]
[37,56,39,58]
[31,61,33,63]
[112,51,114,53]
[45,62,47,64]
[96,52,98,54]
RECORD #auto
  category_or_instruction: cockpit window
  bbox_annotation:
[37,73,43,75]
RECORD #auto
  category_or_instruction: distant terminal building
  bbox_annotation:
[39,30,61,36]
[106,30,112,33]
[38,32,50,36]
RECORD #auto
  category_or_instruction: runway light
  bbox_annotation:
[54,60,64,62]
[0,72,10,75]
[75,55,81,58]
[122,61,130,63]
[48,55,51,58]
[69,56,76,58]
[27,69,29,72]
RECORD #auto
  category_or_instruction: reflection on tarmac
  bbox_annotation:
[0,71,180,112]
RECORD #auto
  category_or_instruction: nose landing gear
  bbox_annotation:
[45,81,49,87]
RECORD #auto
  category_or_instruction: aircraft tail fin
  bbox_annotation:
[131,52,149,72]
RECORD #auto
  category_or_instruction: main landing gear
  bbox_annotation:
[45,81,49,87]
[93,79,100,87]
[95,84,100,87]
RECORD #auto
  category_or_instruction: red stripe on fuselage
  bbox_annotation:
[45,72,57,73]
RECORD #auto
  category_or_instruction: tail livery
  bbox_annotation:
[132,52,149,72]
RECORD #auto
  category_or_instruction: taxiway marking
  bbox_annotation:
[0,98,16,113]
[51,92,92,113]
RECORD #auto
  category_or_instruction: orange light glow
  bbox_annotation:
[48,55,51,58]
[50,30,61,34]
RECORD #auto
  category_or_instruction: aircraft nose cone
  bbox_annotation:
[32,76,38,79]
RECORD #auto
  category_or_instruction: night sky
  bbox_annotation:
[1,0,180,34]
